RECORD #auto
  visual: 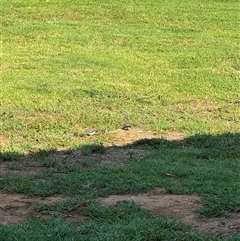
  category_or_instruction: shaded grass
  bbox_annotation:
[1,133,239,218]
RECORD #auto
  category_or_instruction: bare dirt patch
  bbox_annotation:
[54,145,151,167]
[0,145,152,176]
[1,128,172,175]
[1,190,239,237]
[0,193,68,225]
[105,128,159,146]
[0,134,11,146]
[55,128,185,167]
[162,131,185,141]
[3,130,239,237]
[99,188,240,238]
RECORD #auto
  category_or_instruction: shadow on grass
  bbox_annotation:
[0,132,240,240]
[0,132,239,218]
[1,132,239,161]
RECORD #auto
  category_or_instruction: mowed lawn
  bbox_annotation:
[1,0,240,240]
[1,0,239,151]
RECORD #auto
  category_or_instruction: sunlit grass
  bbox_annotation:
[1,0,239,152]
[1,0,240,240]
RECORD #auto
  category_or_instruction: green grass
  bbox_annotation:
[0,133,239,239]
[1,133,239,217]
[1,0,240,240]
[0,202,219,241]
[1,0,239,151]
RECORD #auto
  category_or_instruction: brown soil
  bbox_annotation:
[161,131,185,141]
[105,128,159,146]
[0,128,160,176]
[99,188,240,238]
[1,190,239,238]
[0,134,11,146]
[0,146,151,176]
[0,193,68,225]
[0,130,239,237]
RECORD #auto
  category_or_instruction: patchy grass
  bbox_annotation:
[1,133,239,217]
[0,202,208,241]
[1,0,240,240]
[0,133,240,239]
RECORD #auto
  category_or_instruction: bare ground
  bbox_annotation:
[0,129,239,238]
[0,190,239,237]
[99,188,240,238]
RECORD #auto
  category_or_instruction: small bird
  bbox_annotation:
[86,128,98,136]
[122,122,131,130]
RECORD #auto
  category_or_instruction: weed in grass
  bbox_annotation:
[81,159,97,168]
[81,143,106,156]
[40,159,57,168]
[34,149,57,160]
[0,151,22,162]
[34,195,91,215]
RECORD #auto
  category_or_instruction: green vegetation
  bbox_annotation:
[0,203,222,241]
[1,134,239,217]
[1,0,239,240]
[1,0,239,151]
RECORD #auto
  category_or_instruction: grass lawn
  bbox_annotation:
[1,0,240,240]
